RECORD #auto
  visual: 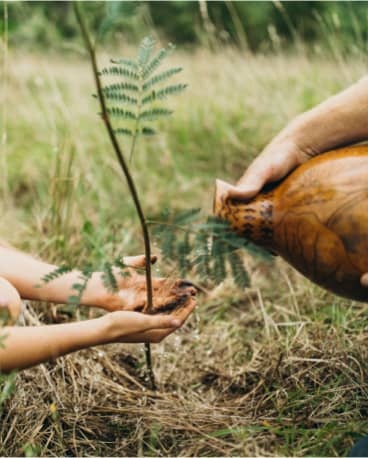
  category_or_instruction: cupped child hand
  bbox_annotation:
[82,255,197,314]
[104,292,196,344]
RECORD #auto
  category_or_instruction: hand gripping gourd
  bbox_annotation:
[214,145,368,301]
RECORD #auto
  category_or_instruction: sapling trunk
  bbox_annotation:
[74,3,156,390]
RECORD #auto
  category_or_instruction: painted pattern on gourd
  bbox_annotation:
[214,145,368,301]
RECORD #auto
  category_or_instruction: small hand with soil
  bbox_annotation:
[105,296,197,344]
[82,255,197,315]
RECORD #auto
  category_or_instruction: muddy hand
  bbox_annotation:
[112,294,197,344]
[82,255,197,313]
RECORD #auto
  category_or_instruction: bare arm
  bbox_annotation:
[0,311,184,373]
[224,75,368,200]
[0,245,84,304]
[0,245,197,372]
[217,75,368,286]
[0,247,196,314]
[0,262,196,373]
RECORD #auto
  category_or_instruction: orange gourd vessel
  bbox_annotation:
[214,145,368,301]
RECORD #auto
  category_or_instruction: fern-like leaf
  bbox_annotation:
[173,208,201,225]
[42,265,73,283]
[211,237,226,283]
[141,91,157,105]
[100,66,139,81]
[156,83,188,99]
[143,68,183,91]
[194,231,210,278]
[245,241,273,262]
[178,232,191,277]
[141,127,156,136]
[228,252,250,288]
[111,57,139,70]
[103,82,139,93]
[114,128,133,136]
[161,228,176,260]
[139,108,173,121]
[143,43,175,78]
[104,92,138,105]
[67,268,93,307]
[113,258,127,269]
[112,258,132,278]
[138,36,155,68]
[106,107,136,120]
[102,262,118,293]
[142,84,187,105]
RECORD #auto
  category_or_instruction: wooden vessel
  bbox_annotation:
[214,145,368,301]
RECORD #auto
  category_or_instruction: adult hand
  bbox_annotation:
[225,136,307,201]
[217,75,368,289]
[221,75,368,203]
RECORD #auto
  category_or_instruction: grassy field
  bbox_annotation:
[1,43,368,456]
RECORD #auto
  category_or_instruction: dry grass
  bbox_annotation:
[1,46,368,456]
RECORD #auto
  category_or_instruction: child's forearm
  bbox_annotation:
[0,310,186,372]
[0,246,83,304]
[0,317,108,372]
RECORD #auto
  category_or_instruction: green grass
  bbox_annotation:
[1,45,368,456]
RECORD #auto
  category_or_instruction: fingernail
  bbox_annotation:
[171,319,181,327]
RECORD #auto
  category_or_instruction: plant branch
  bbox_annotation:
[74,2,156,390]
[74,3,153,314]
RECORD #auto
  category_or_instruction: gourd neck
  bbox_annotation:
[232,193,274,246]
[213,180,275,246]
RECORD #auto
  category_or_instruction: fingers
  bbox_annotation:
[169,296,196,322]
[214,159,270,205]
[220,141,301,203]
[159,278,197,298]
[123,255,157,269]
[107,310,182,344]
[148,278,197,315]
[361,273,368,287]
[138,298,196,343]
[0,277,22,322]
[144,313,182,330]
[117,299,196,343]
[118,328,172,344]
[227,157,272,201]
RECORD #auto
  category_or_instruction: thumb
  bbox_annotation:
[123,254,158,269]
[143,314,182,331]
[226,166,268,201]
[228,149,297,201]
[361,273,368,287]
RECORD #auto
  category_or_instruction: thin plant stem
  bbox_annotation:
[1,1,9,203]
[129,79,142,163]
[74,2,156,390]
